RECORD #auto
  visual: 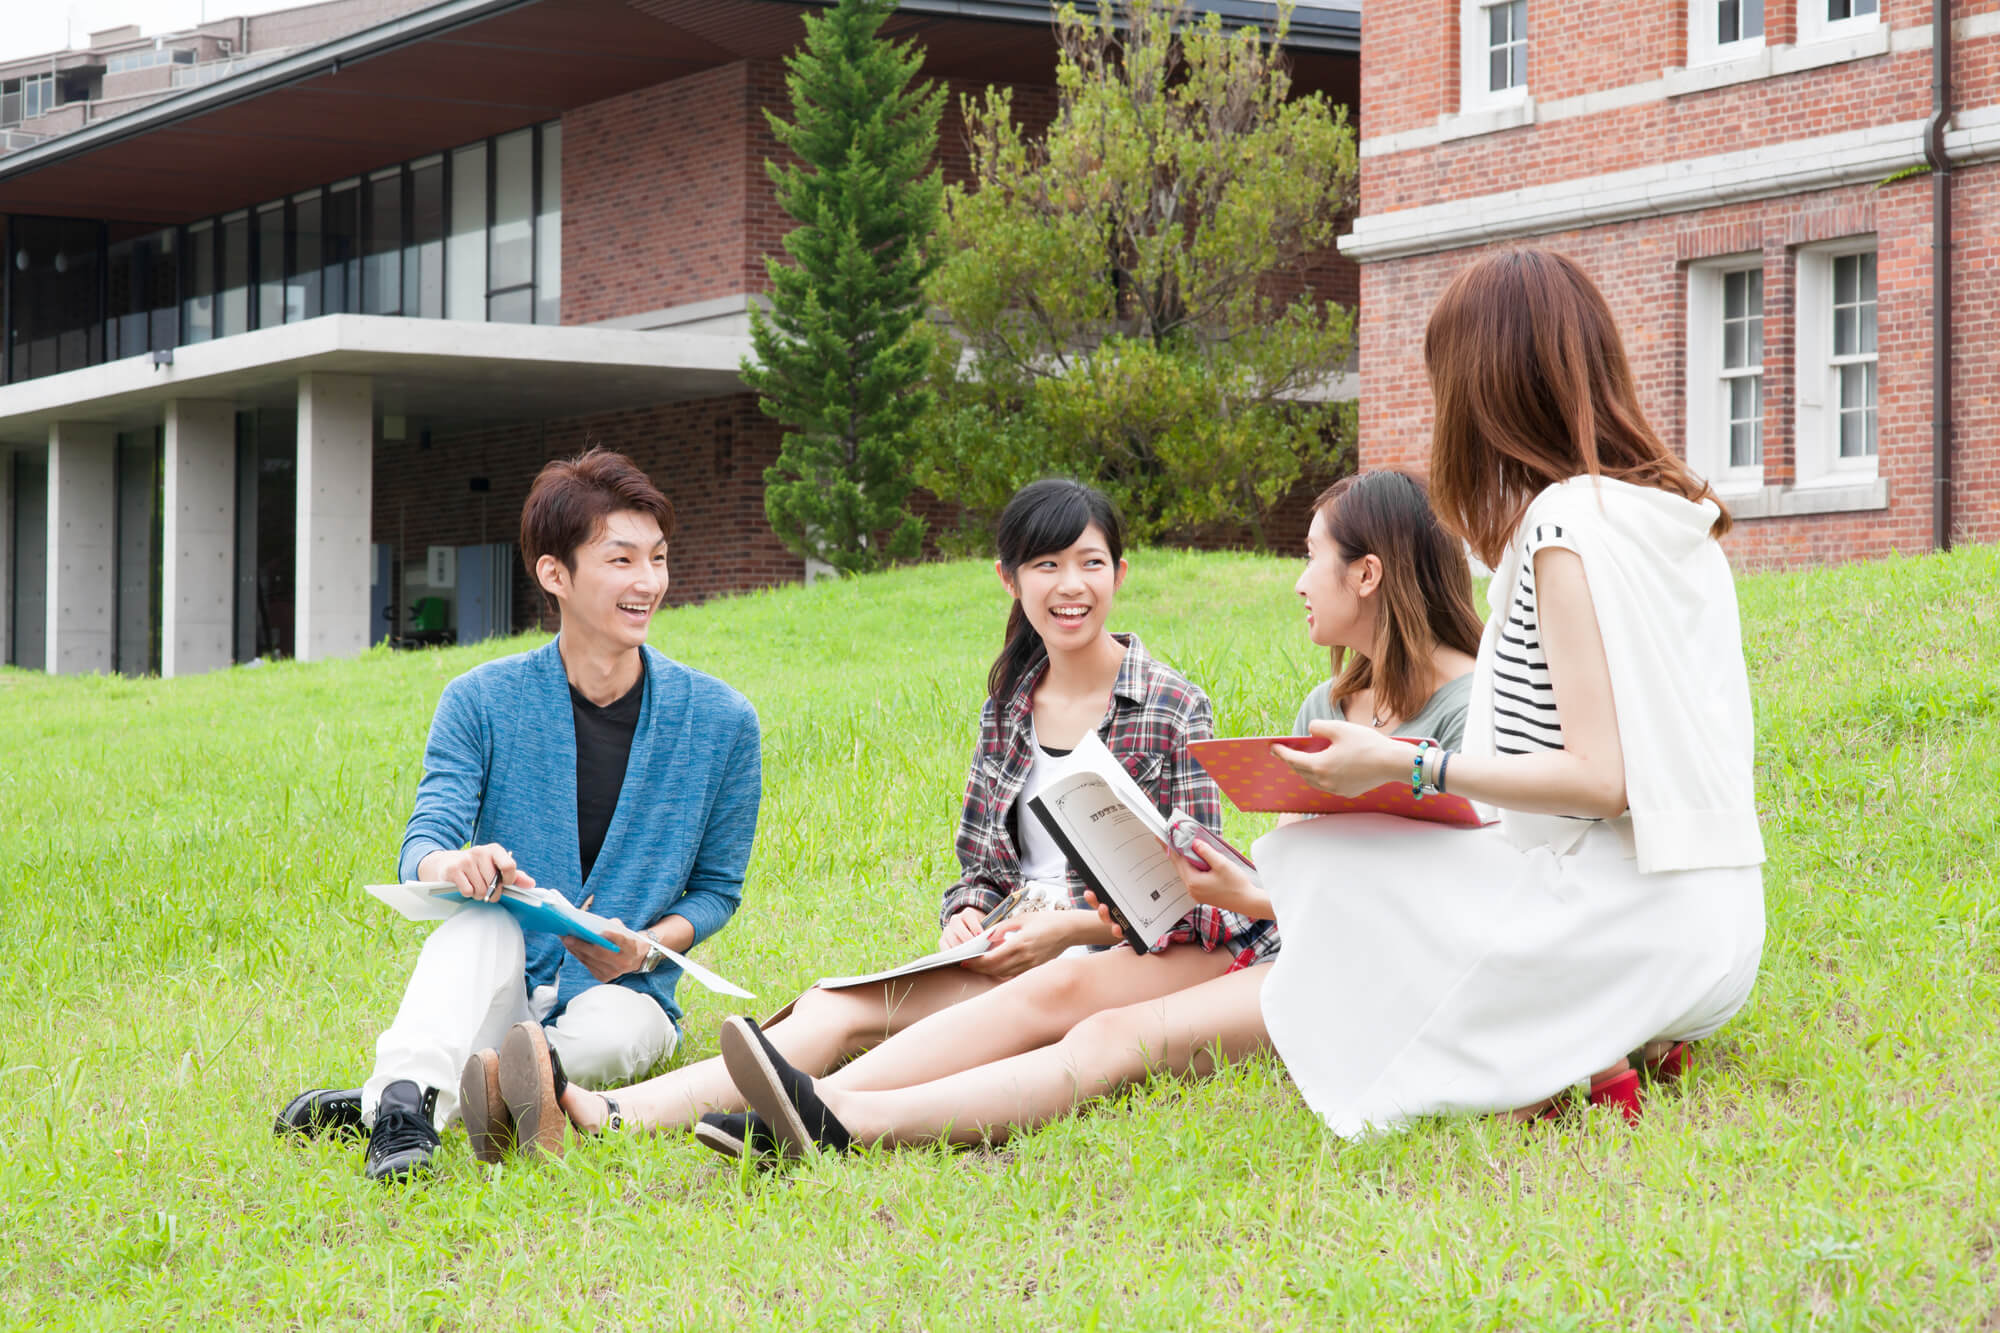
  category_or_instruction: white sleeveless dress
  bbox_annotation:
[1256,515,1766,1138]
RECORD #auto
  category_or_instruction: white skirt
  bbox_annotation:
[1256,813,1765,1139]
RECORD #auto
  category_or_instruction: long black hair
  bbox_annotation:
[987,479,1126,703]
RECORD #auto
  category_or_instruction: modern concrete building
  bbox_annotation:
[0,0,1359,676]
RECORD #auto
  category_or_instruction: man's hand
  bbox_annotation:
[961,912,1082,979]
[419,844,534,903]
[562,920,650,983]
[1273,720,1409,798]
[938,906,988,951]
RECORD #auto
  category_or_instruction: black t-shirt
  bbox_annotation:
[570,671,645,883]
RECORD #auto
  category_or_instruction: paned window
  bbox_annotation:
[1831,251,1877,459]
[1718,0,1764,44]
[1487,1,1527,93]
[1721,269,1764,470]
[1828,0,1878,19]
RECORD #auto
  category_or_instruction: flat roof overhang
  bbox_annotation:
[0,316,751,443]
[0,0,1357,225]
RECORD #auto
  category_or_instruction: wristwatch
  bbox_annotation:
[637,929,667,973]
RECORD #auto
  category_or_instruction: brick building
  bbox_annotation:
[1346,0,1996,567]
[0,0,1359,677]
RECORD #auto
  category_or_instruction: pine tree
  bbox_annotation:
[743,0,944,574]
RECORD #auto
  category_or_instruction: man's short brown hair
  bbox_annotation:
[519,446,676,576]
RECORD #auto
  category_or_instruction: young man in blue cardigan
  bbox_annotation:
[277,448,762,1182]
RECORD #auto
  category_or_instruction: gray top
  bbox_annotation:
[1291,672,1474,748]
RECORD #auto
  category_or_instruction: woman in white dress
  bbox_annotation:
[718,247,1766,1151]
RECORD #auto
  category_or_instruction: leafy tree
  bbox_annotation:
[919,0,1359,547]
[744,0,944,573]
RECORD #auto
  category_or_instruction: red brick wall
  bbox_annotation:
[1352,169,2000,568]
[560,62,755,324]
[1360,3,1983,217]
[372,394,801,628]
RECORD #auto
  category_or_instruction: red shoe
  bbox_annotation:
[1586,1067,1643,1123]
[1640,1041,1692,1084]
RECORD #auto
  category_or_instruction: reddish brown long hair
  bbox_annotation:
[1317,471,1484,724]
[1423,248,1730,567]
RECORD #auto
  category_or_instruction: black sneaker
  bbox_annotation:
[274,1087,365,1140]
[693,1110,784,1162]
[364,1080,440,1183]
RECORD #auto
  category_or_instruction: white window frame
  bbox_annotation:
[1688,0,1766,69]
[1459,0,1530,114]
[1799,0,1880,48]
[1685,256,1766,493]
[1794,238,1879,488]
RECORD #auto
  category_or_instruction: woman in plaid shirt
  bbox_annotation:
[543,479,1269,1143]
[708,472,1482,1158]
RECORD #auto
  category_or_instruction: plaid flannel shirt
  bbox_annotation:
[939,633,1278,963]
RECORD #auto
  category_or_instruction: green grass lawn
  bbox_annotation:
[2,544,1996,1329]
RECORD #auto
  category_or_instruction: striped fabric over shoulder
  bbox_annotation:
[1492,523,1577,758]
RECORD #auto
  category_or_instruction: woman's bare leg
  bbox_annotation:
[818,966,1272,1147]
[563,965,1004,1133]
[824,944,1235,1094]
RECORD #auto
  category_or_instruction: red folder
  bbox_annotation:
[1188,736,1489,826]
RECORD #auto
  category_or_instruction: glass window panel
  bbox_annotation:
[218,211,249,338]
[291,190,322,322]
[1834,305,1856,356]
[1729,375,1758,422]
[147,227,179,351]
[447,143,487,320]
[1,86,20,127]
[256,202,286,329]
[1833,254,1856,304]
[535,122,561,325]
[1723,320,1744,368]
[1723,270,1744,319]
[1490,49,1508,92]
[406,156,445,319]
[105,236,138,360]
[1490,5,1509,46]
[1858,251,1876,300]
[1746,314,1763,365]
[1510,41,1526,89]
[1730,419,1758,470]
[487,287,533,325]
[184,220,216,345]
[323,179,360,316]
[1746,0,1764,37]
[490,129,534,293]
[364,169,403,315]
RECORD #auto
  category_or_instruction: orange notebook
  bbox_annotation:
[1188,736,1490,827]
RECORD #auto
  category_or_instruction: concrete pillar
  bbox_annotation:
[45,421,118,675]
[295,372,373,662]
[0,447,11,666]
[161,400,238,677]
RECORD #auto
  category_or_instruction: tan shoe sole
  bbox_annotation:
[498,1021,566,1159]
[458,1048,513,1164]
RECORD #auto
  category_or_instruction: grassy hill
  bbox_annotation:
[1,544,1995,1328]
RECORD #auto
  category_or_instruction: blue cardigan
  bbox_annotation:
[398,639,762,1025]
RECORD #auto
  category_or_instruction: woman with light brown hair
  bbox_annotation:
[717,248,1766,1154]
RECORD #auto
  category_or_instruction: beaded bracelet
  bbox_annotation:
[1411,739,1435,800]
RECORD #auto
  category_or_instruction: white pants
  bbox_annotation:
[362,905,678,1129]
